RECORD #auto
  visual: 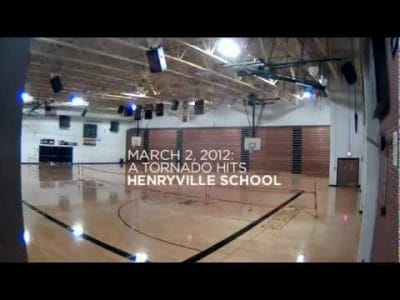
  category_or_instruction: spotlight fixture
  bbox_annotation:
[216,38,241,58]
[21,92,34,103]
[70,96,88,106]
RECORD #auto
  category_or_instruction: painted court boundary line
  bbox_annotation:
[22,200,142,262]
[183,190,305,263]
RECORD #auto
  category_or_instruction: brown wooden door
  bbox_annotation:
[337,158,359,187]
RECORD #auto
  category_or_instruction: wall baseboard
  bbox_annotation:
[329,184,361,188]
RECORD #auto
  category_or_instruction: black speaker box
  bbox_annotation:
[144,105,153,119]
[194,99,204,115]
[50,76,63,93]
[171,99,179,111]
[59,115,70,129]
[146,46,167,73]
[372,38,390,119]
[155,103,164,116]
[134,105,142,120]
[117,105,125,114]
[110,121,119,132]
[340,62,357,85]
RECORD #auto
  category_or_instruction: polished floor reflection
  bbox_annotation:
[21,164,362,262]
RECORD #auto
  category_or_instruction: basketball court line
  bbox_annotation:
[183,190,305,263]
[22,184,304,262]
[22,200,138,262]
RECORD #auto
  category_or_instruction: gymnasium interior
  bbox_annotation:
[0,37,398,262]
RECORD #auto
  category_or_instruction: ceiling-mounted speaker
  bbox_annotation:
[50,75,63,93]
[155,103,164,116]
[134,104,142,120]
[117,105,124,114]
[110,121,119,132]
[59,115,71,129]
[144,104,153,119]
[340,61,357,85]
[171,99,179,111]
[146,46,167,73]
[194,99,204,115]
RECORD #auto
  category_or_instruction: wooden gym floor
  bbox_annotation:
[21,164,362,262]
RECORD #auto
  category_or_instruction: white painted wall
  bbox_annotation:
[21,110,130,163]
[21,100,330,164]
[328,87,365,186]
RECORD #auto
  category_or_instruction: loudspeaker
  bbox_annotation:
[81,109,87,117]
[50,76,63,93]
[155,103,164,116]
[372,38,390,119]
[146,46,167,73]
[144,104,153,119]
[59,115,70,129]
[340,61,357,85]
[117,105,124,114]
[171,99,179,111]
[134,104,142,120]
[110,121,119,132]
[194,99,204,115]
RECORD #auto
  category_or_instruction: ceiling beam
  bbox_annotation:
[313,38,339,80]
[172,38,279,93]
[33,38,247,97]
[29,61,133,84]
[108,38,267,95]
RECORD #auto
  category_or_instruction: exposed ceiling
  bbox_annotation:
[24,37,358,113]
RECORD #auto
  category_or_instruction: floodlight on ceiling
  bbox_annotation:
[129,103,137,111]
[70,96,89,107]
[21,92,34,103]
[18,89,34,104]
[216,38,241,58]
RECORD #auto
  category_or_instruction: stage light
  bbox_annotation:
[21,92,34,103]
[71,96,88,106]
[129,103,137,111]
[347,150,352,157]
[216,38,241,58]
